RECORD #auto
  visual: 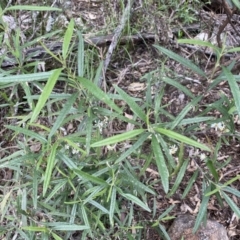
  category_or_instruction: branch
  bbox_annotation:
[97,0,134,87]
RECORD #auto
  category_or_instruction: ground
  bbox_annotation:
[0,0,240,239]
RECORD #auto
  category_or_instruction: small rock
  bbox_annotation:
[168,214,229,240]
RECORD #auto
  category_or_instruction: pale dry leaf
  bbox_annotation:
[169,198,181,205]
[180,203,194,214]
[88,13,97,20]
[128,82,146,92]
[146,168,159,178]
[30,143,41,153]
[124,113,134,131]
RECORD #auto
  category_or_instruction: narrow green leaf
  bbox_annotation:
[179,117,215,126]
[227,47,240,53]
[52,225,89,231]
[157,134,176,168]
[170,96,202,130]
[232,0,240,10]
[86,108,93,155]
[109,187,116,226]
[206,160,219,182]
[181,170,198,199]
[5,125,47,143]
[168,159,189,197]
[88,200,109,214]
[158,224,171,240]
[162,77,194,98]
[62,19,74,60]
[0,71,53,83]
[154,128,211,152]
[51,232,63,240]
[74,169,108,186]
[22,226,48,232]
[49,93,78,138]
[193,185,211,233]
[5,5,62,11]
[91,129,145,147]
[77,31,84,77]
[32,169,38,209]
[44,180,68,203]
[115,132,150,163]
[20,82,34,110]
[157,205,175,221]
[178,39,219,54]
[122,193,151,212]
[78,77,122,113]
[223,186,240,198]
[206,174,240,197]
[0,190,12,215]
[222,191,240,218]
[30,68,62,123]
[57,153,78,170]
[154,45,207,77]
[151,134,169,193]
[223,67,240,118]
[81,205,91,235]
[122,167,156,195]
[114,85,146,122]
[43,143,58,196]
[93,61,103,85]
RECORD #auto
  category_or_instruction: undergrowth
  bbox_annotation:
[0,1,240,240]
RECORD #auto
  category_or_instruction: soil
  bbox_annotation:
[1,0,240,239]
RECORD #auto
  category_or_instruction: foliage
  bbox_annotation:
[0,1,240,240]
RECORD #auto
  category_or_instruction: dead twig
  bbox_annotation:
[97,0,134,88]
[216,0,235,48]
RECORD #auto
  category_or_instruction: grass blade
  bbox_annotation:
[170,96,202,130]
[5,5,62,12]
[162,77,194,98]
[21,226,48,232]
[74,169,108,186]
[223,67,240,118]
[30,68,63,123]
[115,132,150,163]
[154,128,211,152]
[43,143,58,196]
[86,108,93,155]
[222,191,240,218]
[49,93,78,138]
[154,45,206,77]
[51,232,63,240]
[193,185,211,233]
[151,134,169,193]
[88,200,109,214]
[114,85,146,122]
[78,77,122,113]
[5,125,47,143]
[158,224,171,240]
[178,39,219,55]
[232,0,240,10]
[62,19,74,60]
[181,170,199,199]
[109,187,116,226]
[77,31,84,77]
[0,71,53,83]
[206,160,219,182]
[223,186,240,198]
[167,159,189,197]
[91,129,145,147]
[52,225,89,231]
[122,193,151,212]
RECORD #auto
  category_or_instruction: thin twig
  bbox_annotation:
[97,0,134,87]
